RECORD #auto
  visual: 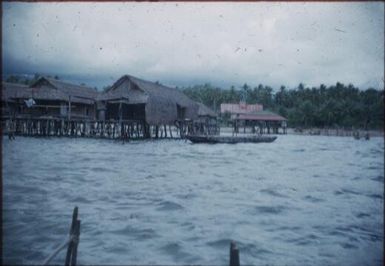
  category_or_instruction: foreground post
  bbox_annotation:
[229,241,240,266]
[70,220,81,266]
[65,206,81,266]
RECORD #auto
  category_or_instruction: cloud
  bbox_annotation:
[2,2,384,89]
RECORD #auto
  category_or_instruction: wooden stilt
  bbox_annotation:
[169,125,173,138]
[229,241,240,266]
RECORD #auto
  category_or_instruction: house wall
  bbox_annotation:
[145,98,177,125]
[13,99,62,118]
[4,99,96,120]
[1,101,18,119]
[105,103,145,121]
[68,102,96,120]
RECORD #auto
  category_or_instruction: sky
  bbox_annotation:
[2,2,384,90]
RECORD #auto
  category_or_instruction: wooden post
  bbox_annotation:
[143,123,150,139]
[169,125,173,138]
[47,119,51,136]
[101,122,104,137]
[65,207,78,266]
[70,220,80,266]
[42,120,46,136]
[28,120,32,135]
[136,122,140,138]
[164,125,167,138]
[64,207,81,266]
[68,96,72,121]
[118,102,122,124]
[229,241,240,266]
[155,125,159,139]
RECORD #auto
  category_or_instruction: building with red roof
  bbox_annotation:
[220,102,287,134]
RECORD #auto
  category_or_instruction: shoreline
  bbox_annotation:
[219,127,384,137]
[286,127,384,137]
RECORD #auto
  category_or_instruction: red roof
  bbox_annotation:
[234,111,287,121]
[220,103,263,114]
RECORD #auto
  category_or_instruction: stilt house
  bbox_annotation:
[29,77,98,120]
[194,102,218,135]
[220,102,287,134]
[98,75,199,125]
[2,82,31,119]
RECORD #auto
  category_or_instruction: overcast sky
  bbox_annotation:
[2,2,384,90]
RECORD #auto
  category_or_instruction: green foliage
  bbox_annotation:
[5,73,42,86]
[182,82,384,130]
[102,85,111,92]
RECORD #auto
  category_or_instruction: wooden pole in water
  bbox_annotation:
[65,207,78,266]
[136,122,140,138]
[169,125,173,138]
[70,220,80,266]
[68,96,72,121]
[63,206,81,266]
[47,119,51,136]
[229,241,240,266]
[155,125,159,139]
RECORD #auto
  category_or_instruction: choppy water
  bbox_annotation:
[2,135,384,265]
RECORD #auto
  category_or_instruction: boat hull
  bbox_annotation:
[186,135,277,144]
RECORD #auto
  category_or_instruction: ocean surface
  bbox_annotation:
[2,135,384,265]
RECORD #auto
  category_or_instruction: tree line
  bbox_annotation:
[181,82,384,130]
[4,74,96,90]
[5,74,60,85]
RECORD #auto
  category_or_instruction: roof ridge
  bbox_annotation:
[2,82,29,87]
[128,74,177,91]
[43,76,94,90]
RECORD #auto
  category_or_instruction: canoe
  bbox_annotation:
[186,135,277,144]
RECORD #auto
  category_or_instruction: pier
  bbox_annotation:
[2,118,203,140]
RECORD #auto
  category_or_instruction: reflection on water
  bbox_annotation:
[2,135,384,265]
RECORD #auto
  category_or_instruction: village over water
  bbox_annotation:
[2,74,288,140]
[2,2,383,265]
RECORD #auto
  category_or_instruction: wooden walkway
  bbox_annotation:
[2,118,201,140]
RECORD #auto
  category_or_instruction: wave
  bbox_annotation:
[156,200,184,211]
[260,188,288,198]
[253,205,287,215]
[110,225,158,240]
[303,195,325,203]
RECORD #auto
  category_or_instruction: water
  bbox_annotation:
[2,135,384,265]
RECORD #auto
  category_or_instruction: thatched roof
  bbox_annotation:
[2,82,32,102]
[99,75,199,125]
[197,102,217,117]
[29,77,97,104]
